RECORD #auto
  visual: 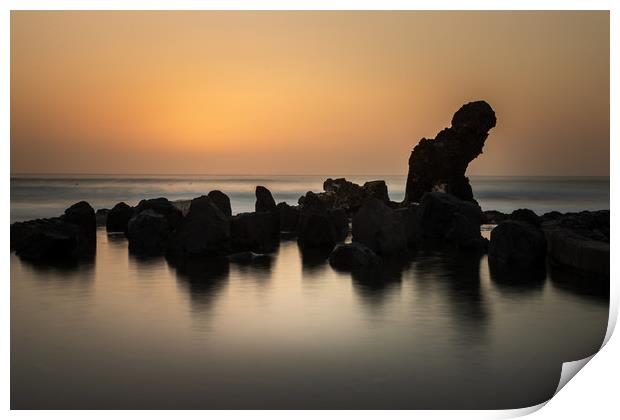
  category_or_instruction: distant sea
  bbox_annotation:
[10,174,610,223]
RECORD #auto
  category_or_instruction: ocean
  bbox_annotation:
[10,175,610,409]
[9,175,610,223]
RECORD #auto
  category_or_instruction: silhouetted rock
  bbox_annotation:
[11,201,97,262]
[352,198,407,256]
[302,177,390,214]
[417,192,487,251]
[542,210,609,275]
[106,202,133,233]
[228,251,272,265]
[255,186,277,213]
[167,195,231,257]
[489,220,547,268]
[404,101,496,204]
[541,211,563,222]
[134,197,183,229]
[277,202,299,232]
[509,208,541,227]
[231,211,279,253]
[395,204,420,247]
[95,208,109,226]
[298,191,347,248]
[328,242,382,270]
[483,210,507,224]
[127,210,171,256]
[207,190,232,218]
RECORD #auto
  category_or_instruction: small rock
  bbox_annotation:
[489,220,547,268]
[328,242,382,270]
[255,186,277,213]
[106,202,133,233]
[352,198,407,255]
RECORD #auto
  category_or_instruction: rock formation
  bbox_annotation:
[297,191,348,248]
[489,220,547,268]
[404,101,496,204]
[352,198,408,256]
[106,202,134,233]
[255,186,277,213]
[328,242,382,270]
[299,178,390,214]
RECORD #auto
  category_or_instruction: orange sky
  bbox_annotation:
[10,11,609,175]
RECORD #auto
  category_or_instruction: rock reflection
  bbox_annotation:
[548,262,609,303]
[167,256,230,313]
[298,244,332,279]
[349,256,410,307]
[230,252,274,284]
[488,259,546,296]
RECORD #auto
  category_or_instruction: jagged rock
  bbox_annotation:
[404,101,496,204]
[352,198,407,256]
[134,197,183,230]
[328,242,382,270]
[395,204,420,247]
[11,202,97,262]
[276,202,299,232]
[305,178,390,214]
[483,210,508,224]
[509,208,541,227]
[298,191,347,248]
[231,211,279,253]
[255,186,277,213]
[542,210,609,275]
[417,192,487,250]
[167,195,231,257]
[489,220,547,268]
[95,208,109,226]
[106,202,133,233]
[127,210,171,255]
[207,190,232,218]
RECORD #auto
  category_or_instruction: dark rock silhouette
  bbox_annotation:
[167,195,231,257]
[417,192,487,251]
[542,210,609,275]
[127,210,172,256]
[328,242,382,270]
[11,201,97,262]
[297,191,347,248]
[134,197,183,229]
[404,101,496,204]
[277,202,299,232]
[106,202,133,233]
[509,208,541,227]
[483,210,507,224]
[489,220,547,268]
[352,198,407,256]
[95,208,109,226]
[207,190,232,218]
[395,204,420,247]
[299,177,390,214]
[255,186,277,213]
[231,211,279,253]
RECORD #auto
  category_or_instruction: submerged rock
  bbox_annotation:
[489,220,547,268]
[167,195,231,257]
[255,186,277,213]
[352,198,407,256]
[417,192,487,251]
[328,242,382,270]
[106,202,133,233]
[404,101,496,204]
[542,210,609,275]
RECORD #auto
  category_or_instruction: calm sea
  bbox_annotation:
[10,175,609,409]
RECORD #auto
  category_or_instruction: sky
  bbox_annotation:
[10,11,609,176]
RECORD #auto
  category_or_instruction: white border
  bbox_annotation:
[2,2,616,419]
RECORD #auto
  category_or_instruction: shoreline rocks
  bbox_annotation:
[489,220,547,269]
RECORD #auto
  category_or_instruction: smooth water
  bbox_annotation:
[10,175,609,409]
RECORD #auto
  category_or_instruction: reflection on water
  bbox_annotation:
[11,229,608,409]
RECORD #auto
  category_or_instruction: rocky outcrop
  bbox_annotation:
[417,192,487,251]
[95,208,109,226]
[483,210,507,224]
[106,202,133,233]
[231,211,279,253]
[328,242,382,270]
[255,186,277,213]
[489,220,547,268]
[404,101,496,204]
[352,198,408,256]
[297,191,347,248]
[11,201,97,262]
[127,198,182,255]
[395,205,420,247]
[542,210,609,275]
[167,195,231,257]
[276,202,299,232]
[299,178,390,214]
[207,190,232,218]
[509,208,541,227]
